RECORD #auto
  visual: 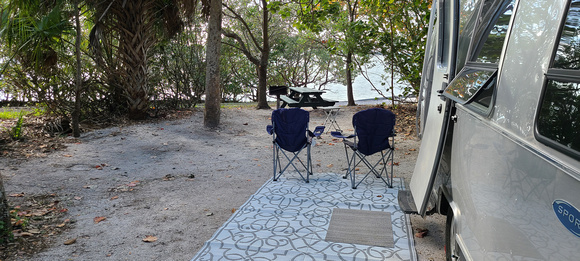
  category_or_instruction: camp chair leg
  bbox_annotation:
[349,151,358,189]
[342,143,351,180]
[348,150,395,189]
[306,144,311,183]
[388,149,394,188]
[273,145,283,181]
[273,144,277,181]
[275,144,312,183]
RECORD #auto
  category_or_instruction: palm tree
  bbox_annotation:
[0,0,73,89]
[88,0,197,120]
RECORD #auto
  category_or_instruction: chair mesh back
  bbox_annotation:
[272,108,309,152]
[352,108,396,156]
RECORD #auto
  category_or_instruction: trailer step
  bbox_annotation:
[398,190,418,214]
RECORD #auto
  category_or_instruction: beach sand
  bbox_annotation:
[1,105,444,260]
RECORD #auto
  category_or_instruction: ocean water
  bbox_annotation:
[316,60,409,103]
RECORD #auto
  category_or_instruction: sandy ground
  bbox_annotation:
[1,105,445,261]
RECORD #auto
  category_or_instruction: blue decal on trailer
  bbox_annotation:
[553,200,580,237]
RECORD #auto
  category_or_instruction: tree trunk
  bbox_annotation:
[72,0,82,137]
[119,0,154,120]
[0,173,12,245]
[256,65,269,109]
[204,0,223,128]
[255,0,271,109]
[346,51,356,106]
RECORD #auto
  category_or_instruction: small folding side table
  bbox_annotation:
[321,106,342,133]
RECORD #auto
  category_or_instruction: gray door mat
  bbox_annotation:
[325,208,394,248]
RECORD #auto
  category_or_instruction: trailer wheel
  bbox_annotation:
[445,206,465,261]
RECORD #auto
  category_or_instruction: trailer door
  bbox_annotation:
[408,0,458,216]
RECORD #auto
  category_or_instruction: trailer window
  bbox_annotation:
[445,0,514,113]
[444,67,495,104]
[456,0,481,74]
[537,0,580,158]
[475,2,513,64]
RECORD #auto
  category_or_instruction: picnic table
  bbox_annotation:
[280,87,336,109]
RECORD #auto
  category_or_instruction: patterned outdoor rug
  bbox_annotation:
[191,173,417,261]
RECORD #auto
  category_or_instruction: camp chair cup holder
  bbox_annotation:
[331,108,396,189]
[267,108,325,183]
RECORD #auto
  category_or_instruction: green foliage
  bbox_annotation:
[294,0,341,33]
[9,114,25,141]
[0,219,14,244]
[9,209,28,230]
[1,0,73,72]
[0,107,42,119]
[0,0,426,121]
[269,33,345,88]
[0,109,22,120]
[150,24,206,109]
[368,0,431,97]
[220,43,258,102]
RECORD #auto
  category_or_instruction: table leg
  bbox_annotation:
[322,108,341,133]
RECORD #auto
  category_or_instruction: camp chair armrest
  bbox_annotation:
[312,126,325,137]
[267,125,273,135]
[331,131,354,139]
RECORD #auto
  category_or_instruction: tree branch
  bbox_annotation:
[222,30,260,65]
[222,3,263,53]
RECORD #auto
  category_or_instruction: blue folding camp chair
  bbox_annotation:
[331,108,396,189]
[267,108,325,183]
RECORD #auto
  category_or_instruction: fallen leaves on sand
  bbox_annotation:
[327,164,334,168]
[3,193,69,259]
[13,231,34,237]
[28,228,41,234]
[415,228,429,238]
[94,216,107,224]
[110,195,119,200]
[9,193,24,197]
[64,238,77,245]
[231,208,237,213]
[162,174,175,181]
[142,235,158,242]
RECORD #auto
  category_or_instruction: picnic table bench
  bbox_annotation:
[280,87,336,109]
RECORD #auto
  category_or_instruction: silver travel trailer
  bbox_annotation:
[398,0,580,260]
